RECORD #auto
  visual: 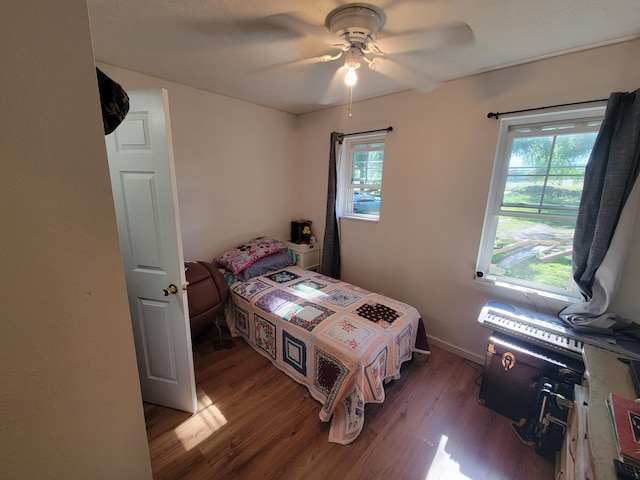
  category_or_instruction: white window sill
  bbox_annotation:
[474,275,581,306]
[339,214,380,223]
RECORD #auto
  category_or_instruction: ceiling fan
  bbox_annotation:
[267,2,474,105]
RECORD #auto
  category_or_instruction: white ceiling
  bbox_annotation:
[87,0,640,116]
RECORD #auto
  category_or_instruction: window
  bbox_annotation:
[476,107,605,297]
[338,133,386,220]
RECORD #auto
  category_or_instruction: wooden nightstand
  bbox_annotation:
[285,241,322,271]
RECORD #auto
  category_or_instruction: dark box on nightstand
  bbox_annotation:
[290,220,312,244]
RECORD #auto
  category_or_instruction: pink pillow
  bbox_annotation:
[214,237,286,275]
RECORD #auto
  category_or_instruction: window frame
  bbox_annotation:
[337,132,386,221]
[476,106,606,299]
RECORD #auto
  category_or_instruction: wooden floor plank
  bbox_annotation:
[145,326,555,480]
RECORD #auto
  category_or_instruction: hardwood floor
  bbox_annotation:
[144,327,555,479]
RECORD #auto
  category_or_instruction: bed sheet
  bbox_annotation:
[225,266,429,444]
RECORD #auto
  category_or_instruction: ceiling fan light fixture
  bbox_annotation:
[345,46,362,69]
[343,46,362,86]
[345,66,358,86]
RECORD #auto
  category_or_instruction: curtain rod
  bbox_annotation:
[339,126,393,138]
[487,98,608,120]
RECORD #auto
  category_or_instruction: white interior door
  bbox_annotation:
[106,89,197,413]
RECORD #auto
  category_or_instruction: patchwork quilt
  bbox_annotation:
[226,266,429,444]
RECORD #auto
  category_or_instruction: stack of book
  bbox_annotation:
[606,393,640,467]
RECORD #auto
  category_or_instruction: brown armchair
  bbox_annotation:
[185,261,229,339]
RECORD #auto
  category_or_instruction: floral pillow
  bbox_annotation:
[215,237,286,275]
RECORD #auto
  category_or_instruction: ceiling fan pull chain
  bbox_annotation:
[348,85,354,118]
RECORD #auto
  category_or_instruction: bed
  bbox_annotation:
[216,237,430,444]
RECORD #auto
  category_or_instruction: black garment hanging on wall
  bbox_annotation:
[96,67,129,135]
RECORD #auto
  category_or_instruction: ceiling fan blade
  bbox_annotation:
[266,13,349,48]
[251,48,345,74]
[373,21,474,55]
[369,58,440,92]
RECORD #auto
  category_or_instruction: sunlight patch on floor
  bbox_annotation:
[425,435,473,480]
[174,394,227,451]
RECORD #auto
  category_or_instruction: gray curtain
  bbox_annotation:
[561,89,640,330]
[321,132,343,278]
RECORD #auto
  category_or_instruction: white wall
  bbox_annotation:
[1,1,151,478]
[97,64,300,262]
[296,40,640,362]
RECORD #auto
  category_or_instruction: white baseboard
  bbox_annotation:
[427,335,485,365]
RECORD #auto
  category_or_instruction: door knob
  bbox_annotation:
[162,284,178,296]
